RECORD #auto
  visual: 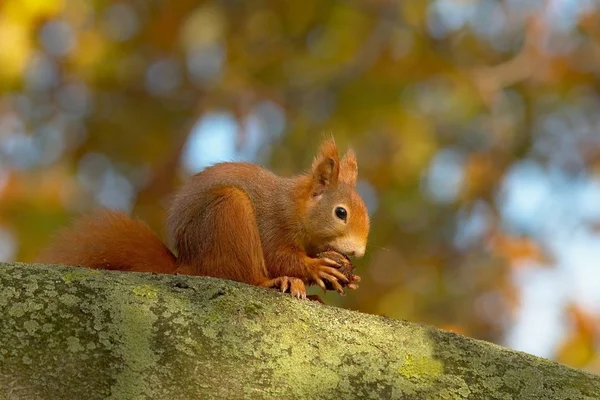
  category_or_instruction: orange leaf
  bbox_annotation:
[489,234,546,266]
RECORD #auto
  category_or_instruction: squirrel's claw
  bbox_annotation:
[289,278,307,299]
[261,276,307,299]
[346,275,361,290]
[280,278,290,293]
[312,276,327,294]
[321,272,344,294]
[306,257,349,295]
[313,264,349,285]
[320,257,340,267]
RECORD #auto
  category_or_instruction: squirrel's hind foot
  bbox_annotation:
[260,276,307,299]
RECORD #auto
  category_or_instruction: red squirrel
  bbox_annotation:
[37,138,370,299]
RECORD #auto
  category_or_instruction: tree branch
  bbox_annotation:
[1,262,599,399]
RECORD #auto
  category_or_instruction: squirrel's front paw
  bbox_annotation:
[262,276,307,299]
[306,257,350,295]
[315,250,360,291]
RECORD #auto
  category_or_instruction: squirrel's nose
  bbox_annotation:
[351,247,365,258]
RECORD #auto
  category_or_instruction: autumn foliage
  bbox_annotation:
[1,0,600,373]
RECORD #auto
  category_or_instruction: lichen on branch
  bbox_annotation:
[0,262,598,400]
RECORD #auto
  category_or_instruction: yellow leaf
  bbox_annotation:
[0,18,30,83]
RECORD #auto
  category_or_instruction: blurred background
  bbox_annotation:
[1,0,600,373]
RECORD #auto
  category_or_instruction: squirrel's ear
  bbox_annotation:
[339,149,358,187]
[310,137,339,196]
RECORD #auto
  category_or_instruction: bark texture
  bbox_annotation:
[0,262,598,400]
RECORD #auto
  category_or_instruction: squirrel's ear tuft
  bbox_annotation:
[339,149,358,187]
[310,136,340,196]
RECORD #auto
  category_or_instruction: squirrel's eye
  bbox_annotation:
[335,207,347,221]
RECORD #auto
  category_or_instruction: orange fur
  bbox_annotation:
[339,149,358,186]
[37,138,371,299]
[37,210,175,274]
[174,186,268,285]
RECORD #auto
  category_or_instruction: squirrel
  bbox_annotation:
[37,137,370,299]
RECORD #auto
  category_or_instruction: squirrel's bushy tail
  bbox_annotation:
[37,209,176,274]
